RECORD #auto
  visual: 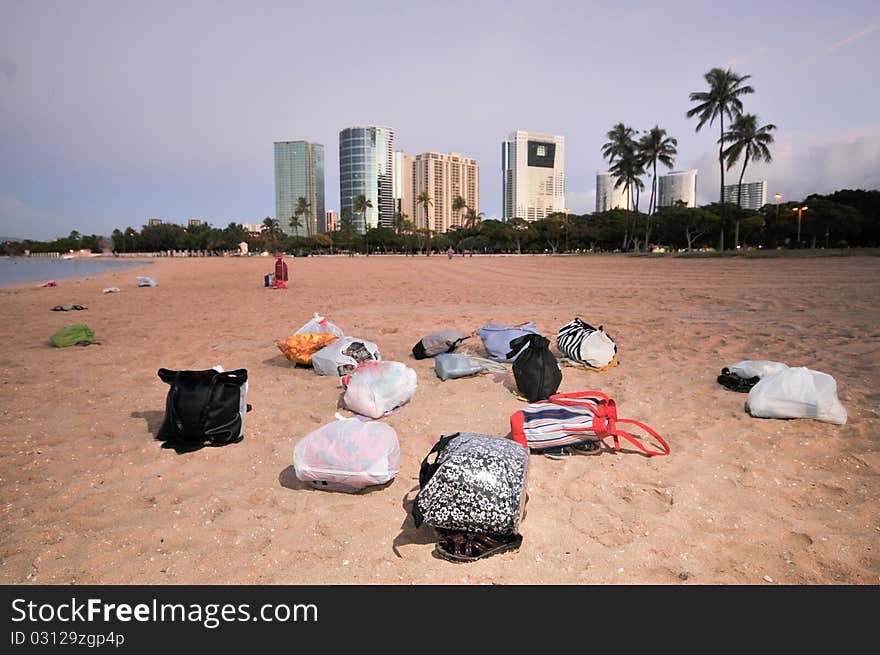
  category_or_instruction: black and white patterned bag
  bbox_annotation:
[412,433,529,535]
[556,318,617,368]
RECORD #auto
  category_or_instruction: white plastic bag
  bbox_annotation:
[728,360,789,380]
[137,276,157,287]
[295,312,344,337]
[293,418,400,492]
[312,336,380,376]
[746,367,847,425]
[342,361,417,419]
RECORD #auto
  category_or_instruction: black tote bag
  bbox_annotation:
[157,368,249,445]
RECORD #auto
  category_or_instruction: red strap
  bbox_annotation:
[608,419,670,456]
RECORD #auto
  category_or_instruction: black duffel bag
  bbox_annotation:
[157,367,250,446]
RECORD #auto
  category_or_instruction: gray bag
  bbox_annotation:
[412,329,472,359]
[434,353,508,381]
[413,433,529,535]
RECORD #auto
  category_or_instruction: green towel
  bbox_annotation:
[50,324,95,347]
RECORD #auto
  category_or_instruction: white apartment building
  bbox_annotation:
[723,180,767,210]
[595,172,632,212]
[502,131,565,221]
[658,170,698,209]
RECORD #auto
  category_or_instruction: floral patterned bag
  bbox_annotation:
[412,433,529,535]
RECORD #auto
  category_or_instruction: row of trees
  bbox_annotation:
[2,188,877,258]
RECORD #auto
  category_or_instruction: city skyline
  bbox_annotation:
[1,1,879,239]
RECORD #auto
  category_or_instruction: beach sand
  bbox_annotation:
[1,254,878,585]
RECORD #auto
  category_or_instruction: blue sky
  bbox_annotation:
[1,0,879,239]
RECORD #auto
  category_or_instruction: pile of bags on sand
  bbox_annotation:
[150,310,848,564]
[717,360,847,425]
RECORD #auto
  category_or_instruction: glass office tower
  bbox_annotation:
[339,126,395,233]
[274,141,325,236]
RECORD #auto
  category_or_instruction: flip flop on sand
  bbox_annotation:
[51,304,87,312]
[434,531,523,563]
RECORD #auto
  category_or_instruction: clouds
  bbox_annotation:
[818,22,880,58]
[688,126,880,205]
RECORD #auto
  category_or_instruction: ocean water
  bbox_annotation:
[0,258,154,286]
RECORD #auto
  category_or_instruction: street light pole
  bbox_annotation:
[792,205,809,244]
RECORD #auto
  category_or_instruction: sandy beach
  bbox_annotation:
[1,253,878,585]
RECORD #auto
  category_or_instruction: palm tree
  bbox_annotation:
[452,195,467,229]
[353,194,372,253]
[392,211,409,235]
[638,126,678,248]
[610,149,645,250]
[602,123,637,168]
[293,196,311,237]
[464,207,484,229]
[417,191,433,254]
[353,194,372,232]
[602,123,641,212]
[722,113,776,248]
[687,67,755,249]
[639,126,678,216]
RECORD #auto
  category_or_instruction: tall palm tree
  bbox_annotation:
[722,113,776,248]
[293,196,311,236]
[639,126,678,216]
[464,207,484,229]
[353,194,372,253]
[602,123,637,167]
[602,123,640,211]
[416,191,433,231]
[352,194,372,233]
[452,195,467,229]
[610,149,646,250]
[687,67,754,250]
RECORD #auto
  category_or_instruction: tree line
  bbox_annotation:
[2,187,878,257]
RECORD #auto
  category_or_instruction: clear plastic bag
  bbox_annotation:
[342,361,417,419]
[312,336,380,376]
[434,353,509,381]
[295,312,344,337]
[293,418,400,492]
[746,367,847,425]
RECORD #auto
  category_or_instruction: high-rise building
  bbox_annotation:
[325,210,339,232]
[412,152,479,233]
[339,126,395,233]
[393,151,414,224]
[274,140,325,236]
[723,180,767,210]
[658,170,698,209]
[595,172,632,212]
[501,130,565,222]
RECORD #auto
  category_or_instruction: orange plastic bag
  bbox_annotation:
[275,333,338,366]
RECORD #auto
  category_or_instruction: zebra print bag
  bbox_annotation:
[556,318,617,369]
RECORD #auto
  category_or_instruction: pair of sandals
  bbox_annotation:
[717,368,759,393]
[434,529,523,563]
[51,304,87,312]
[540,439,602,460]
